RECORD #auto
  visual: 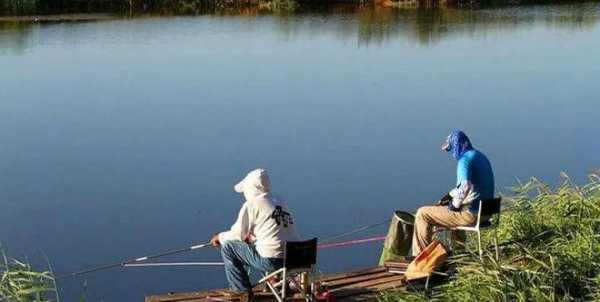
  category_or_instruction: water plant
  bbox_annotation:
[0,250,58,302]
[383,172,600,302]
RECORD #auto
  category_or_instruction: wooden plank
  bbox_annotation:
[335,275,406,291]
[146,290,245,302]
[369,277,406,291]
[146,266,409,302]
[338,293,380,302]
[329,287,373,299]
[323,272,395,288]
[146,288,302,302]
[384,261,408,275]
[318,267,387,283]
[384,261,409,268]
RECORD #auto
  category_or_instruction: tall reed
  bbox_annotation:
[0,250,58,302]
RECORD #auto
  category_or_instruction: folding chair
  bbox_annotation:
[258,238,317,302]
[443,197,502,260]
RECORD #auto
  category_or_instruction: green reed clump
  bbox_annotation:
[0,250,58,302]
[384,172,600,302]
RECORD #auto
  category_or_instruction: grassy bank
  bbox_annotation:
[384,172,600,302]
[0,251,58,302]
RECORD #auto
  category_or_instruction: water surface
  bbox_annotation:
[1,4,600,301]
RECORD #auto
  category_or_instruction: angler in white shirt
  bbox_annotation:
[211,168,299,297]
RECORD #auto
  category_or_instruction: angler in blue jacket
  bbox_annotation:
[412,130,495,255]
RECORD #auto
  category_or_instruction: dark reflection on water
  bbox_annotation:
[1,3,600,302]
[2,3,600,48]
[0,22,37,54]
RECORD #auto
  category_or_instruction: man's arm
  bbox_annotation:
[448,158,473,211]
[214,203,251,247]
[449,180,473,211]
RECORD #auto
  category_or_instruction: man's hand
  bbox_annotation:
[436,192,452,206]
[211,234,221,248]
[437,199,450,206]
[448,202,461,212]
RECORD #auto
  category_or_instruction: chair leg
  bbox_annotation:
[267,281,284,302]
[477,230,483,261]
[282,268,287,300]
[262,268,286,302]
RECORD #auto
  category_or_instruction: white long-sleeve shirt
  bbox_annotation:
[449,180,477,209]
[219,192,299,258]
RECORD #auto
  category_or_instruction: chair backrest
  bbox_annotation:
[480,197,502,217]
[283,238,317,270]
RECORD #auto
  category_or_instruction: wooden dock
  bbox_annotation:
[146,261,410,302]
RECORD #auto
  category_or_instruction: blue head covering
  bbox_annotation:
[443,130,473,160]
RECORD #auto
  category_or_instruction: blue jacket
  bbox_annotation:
[456,149,495,214]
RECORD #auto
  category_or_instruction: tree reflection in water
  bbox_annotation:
[0,2,598,52]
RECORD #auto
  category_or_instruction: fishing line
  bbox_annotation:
[318,235,387,249]
[319,219,390,244]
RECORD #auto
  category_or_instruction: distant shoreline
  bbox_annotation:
[0,13,115,22]
[1,0,599,20]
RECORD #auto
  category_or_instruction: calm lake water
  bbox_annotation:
[1,3,600,301]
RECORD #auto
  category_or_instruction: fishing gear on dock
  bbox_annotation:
[58,240,212,279]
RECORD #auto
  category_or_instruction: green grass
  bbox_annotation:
[383,172,600,302]
[0,250,59,302]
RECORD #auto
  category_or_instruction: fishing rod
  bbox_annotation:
[117,235,388,268]
[57,240,212,279]
[58,220,391,277]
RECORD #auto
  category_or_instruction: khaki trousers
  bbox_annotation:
[412,205,476,256]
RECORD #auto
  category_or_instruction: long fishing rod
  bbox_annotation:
[57,240,211,279]
[119,235,388,268]
[58,220,391,277]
